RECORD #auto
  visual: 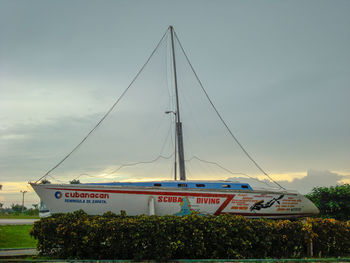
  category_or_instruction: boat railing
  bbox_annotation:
[253,187,300,194]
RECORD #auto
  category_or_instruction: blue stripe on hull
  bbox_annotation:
[85,181,253,190]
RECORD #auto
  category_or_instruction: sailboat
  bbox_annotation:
[30,26,319,219]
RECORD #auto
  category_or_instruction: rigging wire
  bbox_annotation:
[72,110,174,181]
[35,27,284,190]
[47,175,69,184]
[35,28,169,184]
[72,173,125,182]
[174,31,285,190]
[185,155,276,187]
[102,118,174,175]
[107,153,174,174]
[159,120,174,156]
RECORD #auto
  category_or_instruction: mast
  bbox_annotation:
[169,26,186,181]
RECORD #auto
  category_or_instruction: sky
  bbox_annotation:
[0,0,349,207]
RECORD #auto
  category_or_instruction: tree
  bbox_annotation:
[69,179,80,184]
[306,184,350,221]
[11,204,26,213]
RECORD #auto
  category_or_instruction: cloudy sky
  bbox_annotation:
[1,0,349,207]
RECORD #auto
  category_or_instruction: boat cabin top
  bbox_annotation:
[86,181,253,190]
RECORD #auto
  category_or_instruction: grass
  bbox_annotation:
[0,225,37,249]
[3,258,350,262]
[0,214,39,219]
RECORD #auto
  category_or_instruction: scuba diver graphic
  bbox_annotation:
[250,195,284,211]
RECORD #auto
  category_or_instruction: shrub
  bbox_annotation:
[30,210,350,260]
[306,184,350,221]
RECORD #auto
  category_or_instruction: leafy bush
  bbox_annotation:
[306,184,350,221]
[307,217,350,257]
[30,210,350,260]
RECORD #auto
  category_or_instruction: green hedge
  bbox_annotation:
[30,210,350,260]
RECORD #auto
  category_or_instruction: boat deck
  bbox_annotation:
[85,181,253,190]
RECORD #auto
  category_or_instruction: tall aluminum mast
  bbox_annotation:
[169,26,186,181]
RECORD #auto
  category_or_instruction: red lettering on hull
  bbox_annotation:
[196,197,220,204]
[158,196,182,203]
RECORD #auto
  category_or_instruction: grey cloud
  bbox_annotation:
[277,170,349,194]
[0,114,102,181]
[0,0,349,193]
[228,170,349,195]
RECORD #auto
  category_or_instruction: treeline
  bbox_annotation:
[31,210,350,260]
[0,203,39,216]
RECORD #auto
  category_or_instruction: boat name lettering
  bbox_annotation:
[64,192,110,199]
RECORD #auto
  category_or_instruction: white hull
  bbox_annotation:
[30,182,319,219]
